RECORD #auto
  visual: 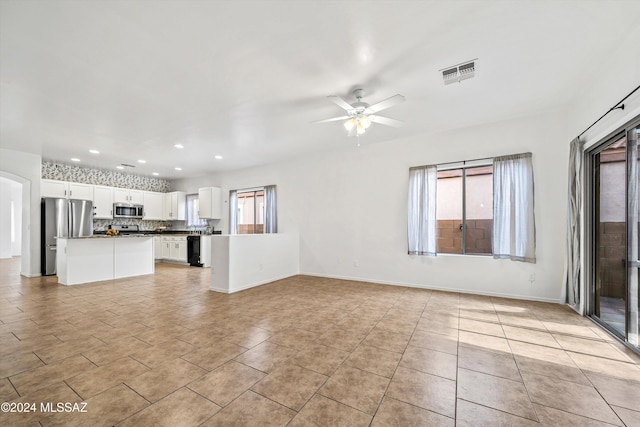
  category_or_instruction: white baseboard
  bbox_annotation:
[20,271,41,278]
[302,272,562,304]
[209,273,298,294]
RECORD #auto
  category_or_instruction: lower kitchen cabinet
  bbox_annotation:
[159,236,188,263]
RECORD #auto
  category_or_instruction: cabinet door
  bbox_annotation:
[113,188,130,203]
[68,183,93,201]
[163,193,174,220]
[177,239,188,262]
[174,192,186,221]
[93,186,114,219]
[198,187,221,219]
[129,190,144,204]
[198,188,212,218]
[143,192,164,220]
[161,239,172,259]
[169,240,180,260]
[41,179,68,198]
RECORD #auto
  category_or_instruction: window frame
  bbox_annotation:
[235,187,265,234]
[436,158,493,256]
[185,193,208,228]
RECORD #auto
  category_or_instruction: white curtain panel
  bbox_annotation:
[228,190,238,234]
[563,138,582,308]
[408,165,437,256]
[264,185,277,233]
[493,153,536,263]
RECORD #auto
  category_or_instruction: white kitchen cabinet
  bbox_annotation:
[160,235,188,262]
[93,185,114,219]
[163,191,186,220]
[198,187,222,219]
[143,191,164,220]
[41,180,93,200]
[154,236,162,260]
[41,179,68,198]
[68,183,93,200]
[161,238,172,259]
[114,188,144,204]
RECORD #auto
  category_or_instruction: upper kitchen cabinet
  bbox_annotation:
[163,191,186,220]
[143,191,164,220]
[93,185,114,219]
[114,188,144,204]
[198,187,222,219]
[41,179,93,201]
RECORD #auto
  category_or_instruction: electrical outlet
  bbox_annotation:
[529,273,535,284]
[353,260,359,267]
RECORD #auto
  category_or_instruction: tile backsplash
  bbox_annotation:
[42,161,170,192]
[93,218,169,231]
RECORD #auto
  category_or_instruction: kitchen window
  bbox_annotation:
[185,194,207,227]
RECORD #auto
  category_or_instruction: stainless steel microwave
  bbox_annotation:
[113,203,144,219]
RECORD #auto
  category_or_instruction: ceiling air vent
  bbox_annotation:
[441,59,477,85]
[120,163,136,168]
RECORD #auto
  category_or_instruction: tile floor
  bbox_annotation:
[1,257,640,426]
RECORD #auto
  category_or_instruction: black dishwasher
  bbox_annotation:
[187,235,202,267]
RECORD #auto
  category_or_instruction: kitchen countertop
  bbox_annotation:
[58,234,157,239]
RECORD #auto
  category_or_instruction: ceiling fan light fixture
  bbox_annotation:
[360,116,372,129]
[344,118,356,131]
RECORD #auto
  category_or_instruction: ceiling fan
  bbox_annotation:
[313,88,405,136]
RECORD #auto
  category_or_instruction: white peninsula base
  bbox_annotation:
[56,236,154,286]
[210,233,300,294]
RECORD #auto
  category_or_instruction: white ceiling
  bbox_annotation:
[1,1,639,179]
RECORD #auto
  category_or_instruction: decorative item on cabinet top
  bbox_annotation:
[42,160,169,192]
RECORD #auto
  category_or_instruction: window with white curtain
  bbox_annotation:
[408,153,535,262]
[185,194,208,227]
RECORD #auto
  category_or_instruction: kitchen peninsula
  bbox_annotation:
[56,235,154,285]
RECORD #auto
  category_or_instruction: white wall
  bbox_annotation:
[0,148,41,277]
[0,177,22,258]
[173,109,569,302]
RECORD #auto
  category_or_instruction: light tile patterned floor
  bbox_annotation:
[1,258,639,426]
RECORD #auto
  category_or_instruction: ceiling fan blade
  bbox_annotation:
[328,95,354,112]
[370,115,404,128]
[311,116,350,124]
[367,94,405,113]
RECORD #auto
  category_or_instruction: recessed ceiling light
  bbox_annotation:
[152,172,159,176]
[214,155,223,160]
[116,166,124,170]
[71,158,80,162]
[138,159,146,164]
[175,167,182,171]
[89,149,100,154]
[174,144,184,149]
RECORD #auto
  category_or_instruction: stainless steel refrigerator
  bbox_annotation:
[41,198,93,275]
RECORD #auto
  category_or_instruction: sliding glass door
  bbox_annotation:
[589,117,639,351]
